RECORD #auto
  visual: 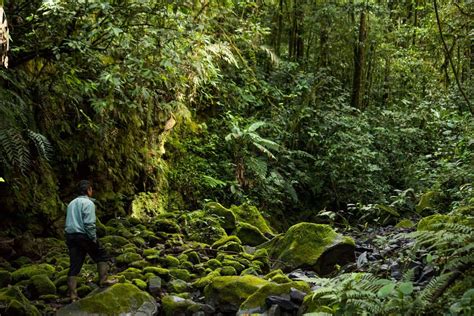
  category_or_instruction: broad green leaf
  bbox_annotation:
[377,283,395,298]
[398,282,414,295]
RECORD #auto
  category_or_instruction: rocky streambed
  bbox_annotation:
[0,202,445,315]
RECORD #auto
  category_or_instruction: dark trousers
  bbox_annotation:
[66,233,109,276]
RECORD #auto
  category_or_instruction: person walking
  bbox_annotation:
[65,180,116,301]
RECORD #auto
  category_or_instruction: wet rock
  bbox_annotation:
[240,281,309,311]
[162,295,209,316]
[0,286,41,315]
[235,223,269,246]
[289,288,306,305]
[264,223,355,275]
[416,266,435,285]
[57,283,157,316]
[148,276,162,296]
[28,274,56,298]
[11,263,55,283]
[265,295,299,312]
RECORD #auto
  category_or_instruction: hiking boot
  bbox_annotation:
[67,276,78,302]
[97,262,118,287]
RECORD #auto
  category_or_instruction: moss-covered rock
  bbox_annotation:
[211,235,241,249]
[162,295,201,316]
[182,210,228,244]
[240,267,259,276]
[230,204,274,235]
[29,274,56,298]
[264,270,292,284]
[168,279,190,293]
[161,255,180,267]
[132,278,148,290]
[118,267,145,281]
[204,275,270,311]
[218,242,244,253]
[240,281,310,310]
[131,192,167,220]
[131,259,151,269]
[99,235,131,255]
[204,202,237,231]
[221,266,238,276]
[186,251,201,264]
[116,252,143,265]
[57,283,157,316]
[153,218,181,234]
[143,248,160,258]
[264,222,355,275]
[235,222,269,246]
[11,263,55,283]
[416,191,441,213]
[222,259,246,273]
[0,270,12,287]
[143,267,170,280]
[205,258,223,270]
[193,269,221,289]
[170,268,192,282]
[0,286,41,316]
[417,214,473,231]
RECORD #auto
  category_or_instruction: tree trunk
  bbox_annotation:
[351,9,367,109]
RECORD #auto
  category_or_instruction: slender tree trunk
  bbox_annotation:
[351,9,367,109]
[434,0,472,113]
[412,0,419,46]
[382,56,391,104]
[319,13,329,68]
[275,0,284,56]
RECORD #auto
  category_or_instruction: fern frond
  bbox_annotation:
[28,130,53,160]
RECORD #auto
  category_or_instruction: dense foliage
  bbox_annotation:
[0,0,472,314]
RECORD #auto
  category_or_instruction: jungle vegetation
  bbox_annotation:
[0,0,472,314]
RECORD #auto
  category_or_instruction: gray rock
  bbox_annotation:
[268,304,282,316]
[289,288,306,305]
[148,276,162,296]
[266,295,299,312]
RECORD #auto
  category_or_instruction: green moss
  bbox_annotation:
[170,268,192,281]
[265,222,355,274]
[186,251,201,264]
[131,192,167,220]
[168,279,189,293]
[451,205,474,217]
[116,252,143,265]
[204,202,237,231]
[131,236,146,247]
[11,263,55,283]
[38,294,59,301]
[30,274,56,297]
[0,270,12,287]
[117,227,134,239]
[131,260,151,269]
[180,261,193,269]
[264,270,292,283]
[204,275,270,308]
[132,278,147,290]
[417,214,473,231]
[240,267,259,276]
[54,275,68,288]
[212,235,242,249]
[162,295,199,316]
[241,281,310,310]
[218,241,244,253]
[118,268,144,281]
[12,256,32,267]
[222,259,245,273]
[182,210,228,244]
[153,218,181,234]
[143,248,160,257]
[230,204,274,235]
[395,219,415,229]
[235,222,269,246]
[161,255,180,267]
[57,283,156,315]
[416,191,441,213]
[221,266,238,276]
[192,269,221,288]
[206,259,222,270]
[77,285,93,297]
[143,267,170,280]
[0,286,41,315]
[177,253,188,263]
[99,235,130,248]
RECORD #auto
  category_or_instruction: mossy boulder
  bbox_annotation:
[222,259,246,273]
[116,252,143,265]
[57,283,158,316]
[162,295,202,316]
[211,235,242,249]
[264,270,292,284]
[0,286,41,316]
[240,281,310,310]
[153,218,181,234]
[416,191,441,213]
[204,202,237,231]
[218,241,244,253]
[11,263,55,283]
[235,222,269,246]
[132,278,147,290]
[230,204,274,235]
[131,192,167,220]
[143,267,170,280]
[193,269,221,289]
[417,214,473,231]
[29,274,56,298]
[0,270,12,287]
[168,279,190,293]
[204,275,270,311]
[182,210,228,244]
[118,267,145,281]
[161,255,180,267]
[170,268,192,282]
[206,259,223,270]
[264,222,355,275]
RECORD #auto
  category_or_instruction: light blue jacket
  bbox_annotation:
[65,195,97,240]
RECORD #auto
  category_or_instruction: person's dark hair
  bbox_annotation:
[77,180,91,195]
